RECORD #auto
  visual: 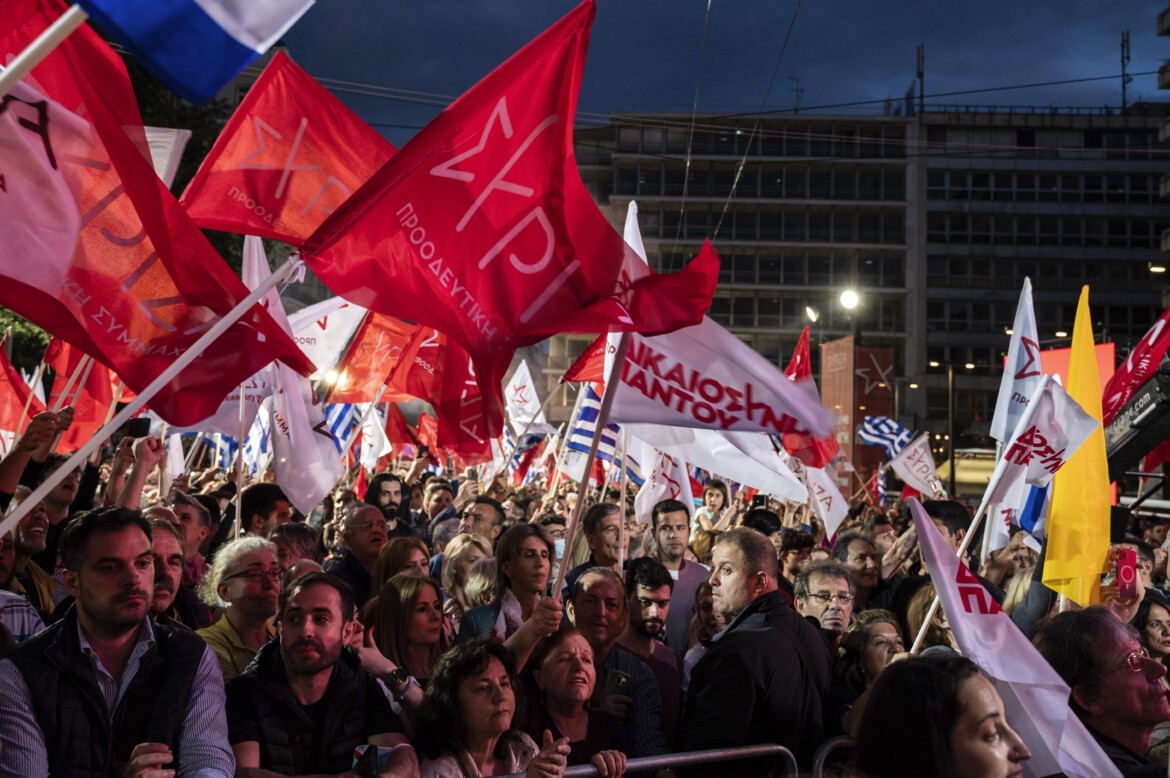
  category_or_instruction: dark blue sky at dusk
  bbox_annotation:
[282,1,1170,146]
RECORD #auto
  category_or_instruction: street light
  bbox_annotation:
[840,290,859,309]
[805,306,818,322]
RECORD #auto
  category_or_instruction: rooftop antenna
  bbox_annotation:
[1121,31,1132,111]
[917,44,925,113]
[788,76,803,113]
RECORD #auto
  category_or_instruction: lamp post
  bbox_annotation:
[840,289,859,345]
[930,360,974,497]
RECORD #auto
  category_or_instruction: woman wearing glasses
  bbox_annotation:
[196,536,281,682]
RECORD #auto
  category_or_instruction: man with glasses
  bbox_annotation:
[1034,605,1170,774]
[650,499,710,656]
[0,507,234,777]
[323,505,387,609]
[197,537,281,683]
[793,560,855,648]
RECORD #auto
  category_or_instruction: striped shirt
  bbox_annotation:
[0,589,44,643]
[0,616,234,777]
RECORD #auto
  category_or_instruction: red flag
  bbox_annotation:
[0,0,314,427]
[391,327,492,463]
[354,465,368,501]
[417,414,439,450]
[181,51,397,244]
[1103,306,1170,425]
[323,313,416,404]
[45,339,114,452]
[300,1,717,441]
[0,335,45,451]
[562,333,608,392]
[383,403,413,451]
[780,326,840,467]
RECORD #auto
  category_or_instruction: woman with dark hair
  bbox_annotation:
[371,574,448,686]
[524,628,627,776]
[456,524,562,671]
[1133,597,1170,668]
[826,609,907,736]
[373,536,432,592]
[417,638,570,778]
[853,654,1031,778]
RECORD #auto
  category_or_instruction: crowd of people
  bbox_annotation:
[1,408,1169,777]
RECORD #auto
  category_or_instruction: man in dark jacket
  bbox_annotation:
[323,504,388,609]
[226,572,417,777]
[0,506,233,778]
[684,527,832,767]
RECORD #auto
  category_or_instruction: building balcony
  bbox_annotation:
[1159,6,1170,36]
[1159,60,1170,90]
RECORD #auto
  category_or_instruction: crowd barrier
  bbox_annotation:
[498,744,798,777]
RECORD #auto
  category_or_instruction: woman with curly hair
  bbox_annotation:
[825,609,908,737]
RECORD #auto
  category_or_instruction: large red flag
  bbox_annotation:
[0,0,313,427]
[562,333,609,389]
[45,338,114,452]
[300,1,717,441]
[780,326,840,467]
[416,414,439,450]
[384,403,413,452]
[1103,306,1170,425]
[180,51,397,244]
[0,335,45,452]
[323,313,417,404]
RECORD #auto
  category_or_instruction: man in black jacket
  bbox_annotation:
[226,572,417,777]
[684,527,832,767]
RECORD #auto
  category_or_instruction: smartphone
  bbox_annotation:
[751,494,768,509]
[126,418,151,438]
[1118,548,1138,602]
[352,745,380,778]
[601,669,632,698]
[465,466,478,481]
[418,445,430,458]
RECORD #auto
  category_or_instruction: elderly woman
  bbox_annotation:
[417,638,570,778]
[442,533,493,624]
[195,536,280,683]
[457,524,562,670]
[826,609,908,737]
[525,628,627,776]
[854,654,1031,778]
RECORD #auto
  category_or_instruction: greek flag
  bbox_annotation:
[876,467,887,507]
[566,387,644,486]
[503,427,544,474]
[858,416,914,460]
[324,403,361,454]
[211,433,238,469]
[241,405,271,476]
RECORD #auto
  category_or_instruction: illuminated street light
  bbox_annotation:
[840,290,859,309]
[805,306,818,322]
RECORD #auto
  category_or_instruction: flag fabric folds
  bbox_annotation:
[887,433,943,497]
[1102,304,1170,425]
[0,0,314,426]
[990,277,1041,443]
[911,498,1121,778]
[300,1,718,442]
[0,334,45,453]
[505,359,555,437]
[323,313,417,405]
[75,0,315,104]
[857,416,913,459]
[633,443,693,524]
[181,50,396,241]
[1043,287,1111,606]
[285,297,367,382]
[780,326,840,467]
[45,339,114,452]
[562,334,608,387]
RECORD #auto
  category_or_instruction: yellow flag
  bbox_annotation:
[1042,286,1110,605]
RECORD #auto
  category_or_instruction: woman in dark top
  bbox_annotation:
[825,609,906,737]
[526,627,627,776]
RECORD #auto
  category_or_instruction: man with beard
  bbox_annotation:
[364,473,416,539]
[144,514,212,631]
[0,507,234,777]
[226,572,418,777]
[615,557,683,746]
[650,499,709,656]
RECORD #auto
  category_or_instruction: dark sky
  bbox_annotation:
[283,1,1168,147]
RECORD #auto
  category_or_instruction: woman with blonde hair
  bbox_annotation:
[442,533,493,624]
[906,582,959,653]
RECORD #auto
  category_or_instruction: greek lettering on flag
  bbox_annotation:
[990,277,1042,444]
[858,416,914,459]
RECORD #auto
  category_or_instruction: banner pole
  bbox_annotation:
[0,5,89,99]
[232,387,246,538]
[15,360,47,435]
[552,332,630,599]
[910,499,990,653]
[339,383,389,462]
[0,257,303,540]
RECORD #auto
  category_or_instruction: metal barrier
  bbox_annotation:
[498,744,798,777]
[812,735,853,778]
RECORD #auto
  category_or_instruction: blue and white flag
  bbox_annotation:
[211,433,238,469]
[241,404,271,476]
[563,386,644,486]
[76,0,315,103]
[858,416,914,460]
[876,467,887,507]
[324,403,361,454]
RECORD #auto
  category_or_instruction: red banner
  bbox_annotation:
[323,313,416,404]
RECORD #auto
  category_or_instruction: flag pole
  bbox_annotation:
[617,428,629,580]
[0,257,304,540]
[543,387,586,503]
[552,332,630,599]
[50,355,88,412]
[504,387,560,463]
[910,500,992,653]
[50,355,97,453]
[15,359,47,435]
[0,5,89,99]
[339,384,390,461]
[232,387,246,538]
[183,432,205,471]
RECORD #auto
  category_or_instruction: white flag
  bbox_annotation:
[286,297,367,381]
[990,278,1042,443]
[888,433,943,496]
[360,404,393,470]
[633,441,693,525]
[143,127,192,189]
[160,433,185,497]
[505,359,555,437]
[606,203,834,439]
[804,466,849,537]
[986,375,1099,515]
[243,238,343,514]
[912,499,1121,778]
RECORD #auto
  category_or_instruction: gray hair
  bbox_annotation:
[197,535,277,606]
[794,560,856,600]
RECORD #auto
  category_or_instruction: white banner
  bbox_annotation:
[912,499,1120,778]
[805,465,849,537]
[505,359,555,437]
[990,277,1042,443]
[888,433,943,496]
[286,296,367,380]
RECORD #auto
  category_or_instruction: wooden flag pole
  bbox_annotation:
[232,388,246,538]
[0,257,304,542]
[15,359,46,436]
[50,355,88,412]
[616,428,630,580]
[542,388,586,504]
[552,332,631,599]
